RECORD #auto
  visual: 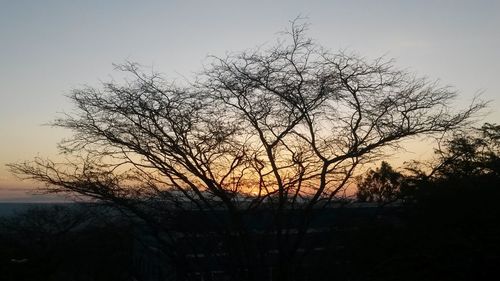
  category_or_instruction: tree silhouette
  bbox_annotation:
[393,125,500,281]
[433,123,500,179]
[8,21,485,280]
[356,161,406,204]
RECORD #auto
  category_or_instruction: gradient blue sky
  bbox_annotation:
[1,0,499,201]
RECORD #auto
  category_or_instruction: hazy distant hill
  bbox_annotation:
[0,202,74,217]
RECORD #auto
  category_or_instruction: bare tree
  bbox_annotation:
[9,21,484,280]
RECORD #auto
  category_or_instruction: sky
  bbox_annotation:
[1,0,499,201]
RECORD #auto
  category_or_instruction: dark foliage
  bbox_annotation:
[356,161,407,204]
[0,205,134,281]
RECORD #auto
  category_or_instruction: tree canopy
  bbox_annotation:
[433,123,500,178]
[10,23,483,210]
[356,161,406,204]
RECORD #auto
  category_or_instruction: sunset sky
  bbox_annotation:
[1,0,499,201]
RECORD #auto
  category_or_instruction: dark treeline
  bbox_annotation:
[3,124,500,280]
[0,204,134,281]
[351,122,500,280]
[2,152,499,281]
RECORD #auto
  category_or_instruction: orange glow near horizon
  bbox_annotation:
[0,135,439,202]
